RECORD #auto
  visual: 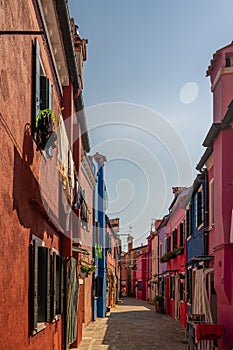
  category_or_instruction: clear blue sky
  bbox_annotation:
[69,0,233,249]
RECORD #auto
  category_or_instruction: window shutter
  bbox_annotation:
[40,76,51,110]
[31,240,38,331]
[51,252,57,319]
[33,38,40,133]
[38,246,49,322]
[46,248,51,322]
[186,209,190,237]
[197,191,202,227]
[180,222,184,247]
[172,229,177,250]
[60,256,64,314]
[56,255,63,315]
[167,236,171,252]
[189,203,192,234]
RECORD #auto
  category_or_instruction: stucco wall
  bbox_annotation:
[0,1,65,349]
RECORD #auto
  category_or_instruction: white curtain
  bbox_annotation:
[193,268,213,323]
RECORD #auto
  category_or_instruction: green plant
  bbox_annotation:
[167,251,177,259]
[160,253,170,262]
[174,246,184,255]
[79,260,96,277]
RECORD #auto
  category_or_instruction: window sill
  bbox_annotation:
[52,315,61,323]
[32,322,46,335]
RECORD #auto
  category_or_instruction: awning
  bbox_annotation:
[72,246,90,255]
[188,255,214,264]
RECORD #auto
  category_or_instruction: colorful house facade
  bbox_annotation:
[0,0,91,349]
[162,188,189,327]
[91,152,107,318]
[196,42,233,350]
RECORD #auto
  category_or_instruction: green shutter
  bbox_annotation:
[56,254,62,315]
[46,248,51,322]
[40,76,50,110]
[66,258,79,345]
[38,247,49,322]
[52,252,57,318]
[60,256,64,314]
[31,240,38,331]
[34,38,40,120]
[33,38,40,133]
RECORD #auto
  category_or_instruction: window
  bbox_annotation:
[53,253,63,317]
[159,241,162,259]
[33,38,55,158]
[186,268,192,304]
[186,205,192,238]
[196,187,204,228]
[95,276,103,297]
[137,280,142,291]
[209,180,214,226]
[172,229,177,250]
[31,240,63,334]
[179,222,184,247]
[159,277,165,297]
[169,276,175,299]
[180,280,184,301]
[165,236,171,253]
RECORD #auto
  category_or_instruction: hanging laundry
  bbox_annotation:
[74,180,82,210]
[57,114,69,188]
[196,323,225,341]
[95,244,102,259]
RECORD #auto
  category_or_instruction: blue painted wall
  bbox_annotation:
[187,177,205,262]
[92,157,107,318]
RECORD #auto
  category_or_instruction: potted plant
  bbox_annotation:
[174,246,184,255]
[160,253,169,263]
[79,260,96,278]
[167,250,177,260]
[154,295,164,313]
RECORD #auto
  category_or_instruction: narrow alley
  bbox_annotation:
[77,297,188,350]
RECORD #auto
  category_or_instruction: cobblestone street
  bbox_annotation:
[77,297,188,350]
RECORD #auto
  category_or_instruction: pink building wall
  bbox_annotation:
[136,253,147,300]
[207,43,233,350]
[165,189,188,328]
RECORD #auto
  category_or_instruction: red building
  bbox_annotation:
[135,245,148,300]
[163,188,189,327]
[196,42,233,350]
[0,1,91,349]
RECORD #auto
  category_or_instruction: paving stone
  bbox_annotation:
[75,297,188,349]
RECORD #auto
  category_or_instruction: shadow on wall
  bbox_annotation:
[13,143,68,237]
[23,123,34,166]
